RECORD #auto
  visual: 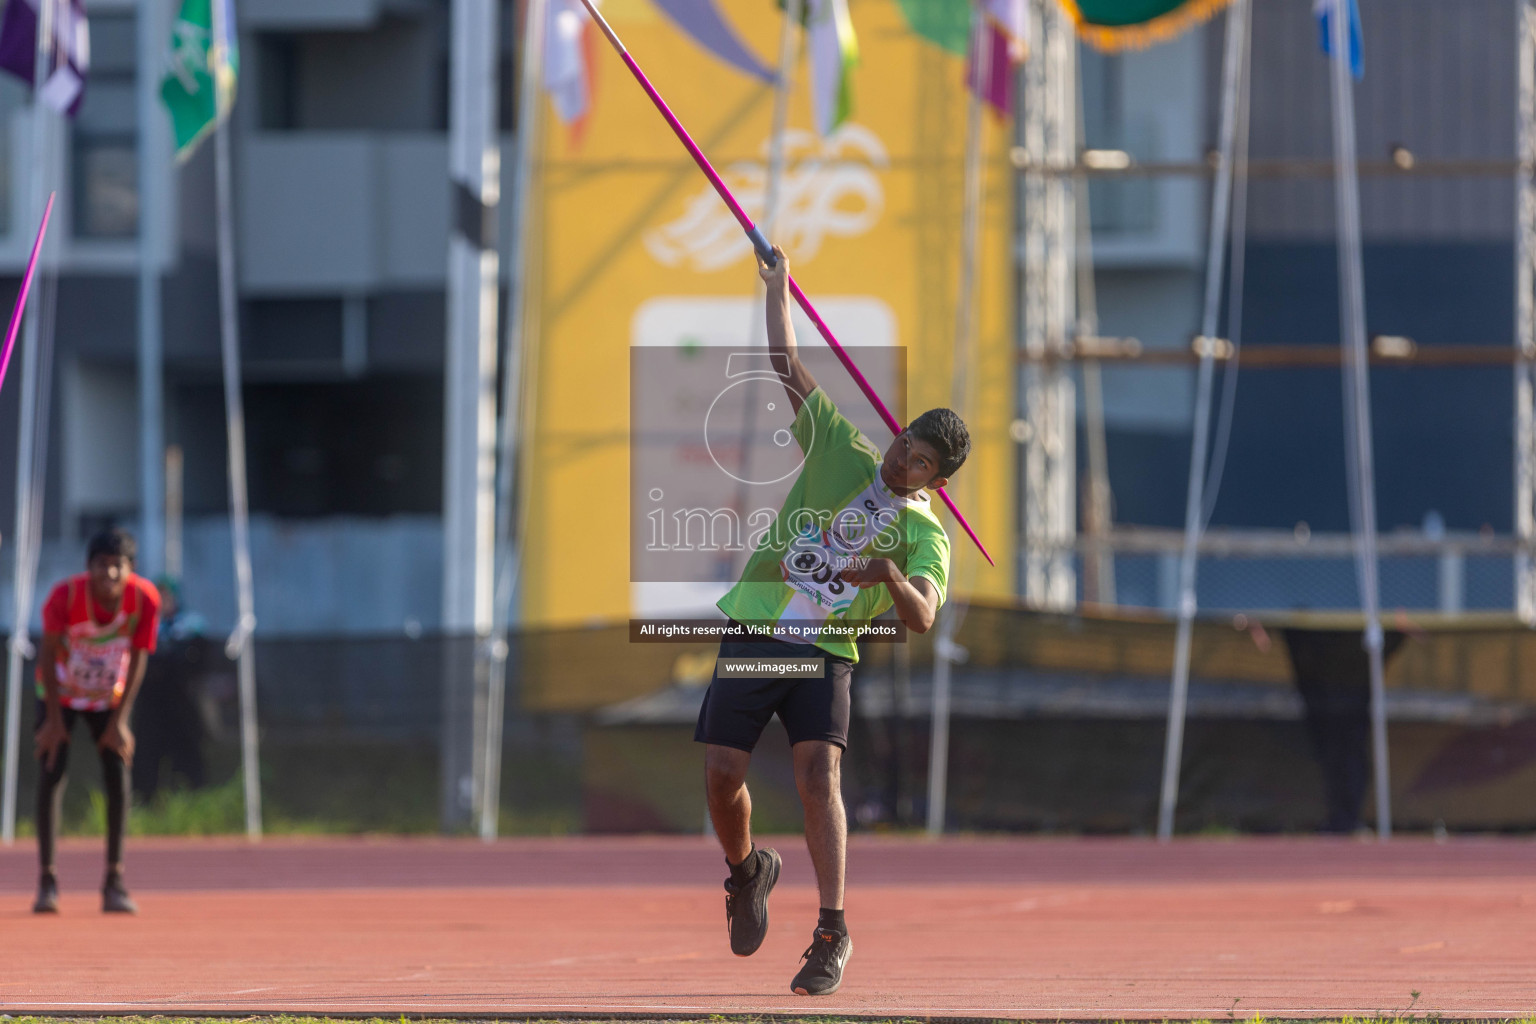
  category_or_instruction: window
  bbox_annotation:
[71,12,137,239]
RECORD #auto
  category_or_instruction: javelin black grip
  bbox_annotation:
[747,225,776,266]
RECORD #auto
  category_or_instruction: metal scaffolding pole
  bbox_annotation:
[1515,0,1536,623]
[1157,0,1250,843]
[1019,0,1075,609]
[1073,54,1113,606]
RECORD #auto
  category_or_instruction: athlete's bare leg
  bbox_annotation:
[792,740,845,910]
[705,743,754,865]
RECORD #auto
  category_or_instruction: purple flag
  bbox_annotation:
[966,24,1012,116]
[648,0,774,82]
[0,0,90,117]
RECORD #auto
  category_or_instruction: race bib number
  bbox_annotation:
[60,637,131,704]
[781,522,858,615]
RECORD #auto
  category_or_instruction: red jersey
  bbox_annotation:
[36,573,160,711]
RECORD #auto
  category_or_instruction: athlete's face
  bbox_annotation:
[87,553,131,606]
[880,431,949,494]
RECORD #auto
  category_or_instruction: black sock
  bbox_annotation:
[39,869,55,886]
[818,908,846,935]
[728,846,759,885]
[104,867,123,889]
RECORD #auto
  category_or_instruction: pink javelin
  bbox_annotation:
[0,192,55,393]
[574,0,995,567]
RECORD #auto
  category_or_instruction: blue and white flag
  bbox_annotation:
[0,0,90,117]
[1314,0,1363,81]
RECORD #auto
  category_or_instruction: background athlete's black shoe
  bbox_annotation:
[102,877,137,914]
[791,927,852,995]
[723,847,780,956]
[32,874,58,914]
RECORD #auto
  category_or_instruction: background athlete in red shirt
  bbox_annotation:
[31,527,160,914]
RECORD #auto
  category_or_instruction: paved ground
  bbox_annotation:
[0,835,1531,1017]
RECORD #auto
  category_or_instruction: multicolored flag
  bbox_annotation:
[651,0,773,81]
[806,0,857,137]
[160,0,239,163]
[1314,0,1363,80]
[1060,0,1231,52]
[969,0,1027,116]
[545,0,598,145]
[0,0,90,117]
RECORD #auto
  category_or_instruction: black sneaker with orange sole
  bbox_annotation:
[723,847,780,956]
[791,927,852,996]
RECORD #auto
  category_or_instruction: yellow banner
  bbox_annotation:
[523,0,1016,629]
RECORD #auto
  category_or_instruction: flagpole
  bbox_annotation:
[1,0,59,846]
[763,0,800,243]
[480,0,544,842]
[210,0,262,841]
[1157,0,1250,843]
[1327,0,1391,840]
[137,0,165,581]
[926,0,991,838]
[725,0,801,586]
[573,0,993,567]
[444,0,501,833]
[0,199,54,845]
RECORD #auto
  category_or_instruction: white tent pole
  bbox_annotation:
[1514,0,1535,622]
[0,0,59,846]
[480,0,545,842]
[137,0,166,580]
[1326,0,1390,839]
[211,0,262,841]
[1157,0,1250,842]
[926,0,989,837]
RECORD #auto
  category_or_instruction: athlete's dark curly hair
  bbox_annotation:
[906,407,971,479]
[87,526,136,566]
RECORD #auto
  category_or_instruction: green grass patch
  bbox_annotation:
[15,736,583,838]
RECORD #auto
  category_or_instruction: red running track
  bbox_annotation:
[0,835,1533,1018]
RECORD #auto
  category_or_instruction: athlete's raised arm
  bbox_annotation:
[756,246,819,416]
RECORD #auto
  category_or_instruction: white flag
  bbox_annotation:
[806,0,857,137]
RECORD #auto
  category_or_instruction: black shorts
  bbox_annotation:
[32,699,117,772]
[693,633,854,752]
[33,700,113,738]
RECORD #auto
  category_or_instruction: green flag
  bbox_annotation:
[894,0,970,56]
[161,0,239,163]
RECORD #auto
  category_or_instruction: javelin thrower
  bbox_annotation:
[568,1,985,995]
[695,245,969,995]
